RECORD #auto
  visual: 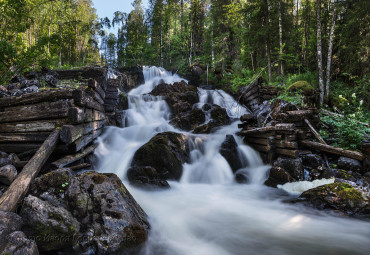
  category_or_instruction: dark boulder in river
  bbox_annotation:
[131,132,191,180]
[127,166,170,189]
[219,135,244,172]
[21,169,150,254]
[265,157,304,187]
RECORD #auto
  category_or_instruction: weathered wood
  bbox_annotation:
[284,135,297,141]
[0,130,59,212]
[276,148,299,158]
[238,126,275,136]
[243,132,275,139]
[281,110,313,122]
[0,143,70,154]
[89,79,106,99]
[299,140,364,161]
[86,87,105,105]
[242,86,259,100]
[246,137,275,146]
[105,91,119,100]
[0,100,71,123]
[104,98,118,106]
[275,123,296,130]
[104,104,115,113]
[69,163,91,171]
[0,90,73,108]
[0,119,67,133]
[73,89,105,112]
[0,132,51,142]
[304,118,326,144]
[246,143,274,153]
[51,144,97,168]
[60,120,105,144]
[68,107,105,124]
[69,128,103,152]
[275,140,298,149]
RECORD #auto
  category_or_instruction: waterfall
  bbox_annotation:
[95,66,370,255]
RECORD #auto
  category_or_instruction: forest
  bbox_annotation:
[1,1,370,255]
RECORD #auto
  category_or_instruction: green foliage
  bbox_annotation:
[287,81,315,95]
[320,111,370,151]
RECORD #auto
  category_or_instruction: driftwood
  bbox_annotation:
[68,107,105,124]
[0,119,67,133]
[0,100,71,123]
[304,118,326,144]
[73,89,105,112]
[0,130,59,212]
[299,140,364,161]
[60,120,105,144]
[0,90,73,107]
[51,144,97,168]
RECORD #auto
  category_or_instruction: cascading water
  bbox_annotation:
[95,66,370,255]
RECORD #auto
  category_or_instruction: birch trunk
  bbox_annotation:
[278,0,284,75]
[325,0,337,100]
[316,0,324,104]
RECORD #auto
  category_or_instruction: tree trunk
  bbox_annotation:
[325,0,337,100]
[317,0,324,104]
[265,0,272,83]
[278,0,284,75]
[181,0,184,32]
[0,130,60,212]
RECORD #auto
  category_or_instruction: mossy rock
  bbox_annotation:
[300,182,370,215]
[287,81,315,95]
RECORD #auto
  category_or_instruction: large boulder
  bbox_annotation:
[301,153,323,170]
[127,166,170,189]
[131,132,190,180]
[170,108,206,131]
[338,157,362,173]
[23,169,150,254]
[219,135,244,172]
[264,157,303,187]
[21,195,80,252]
[117,66,145,92]
[0,164,17,185]
[300,181,370,216]
[0,211,38,255]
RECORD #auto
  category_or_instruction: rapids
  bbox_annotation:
[95,66,370,255]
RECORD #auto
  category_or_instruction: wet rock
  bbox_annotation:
[5,83,20,91]
[117,92,129,110]
[0,85,8,93]
[188,65,203,86]
[170,108,205,131]
[127,166,170,189]
[235,170,249,184]
[0,211,38,255]
[301,154,323,170]
[193,120,222,134]
[65,171,149,254]
[264,165,296,188]
[338,157,362,173]
[299,181,370,216]
[0,157,12,168]
[275,157,304,180]
[219,135,243,172]
[202,103,212,111]
[210,106,230,123]
[117,66,144,92]
[0,164,17,185]
[22,85,39,94]
[44,74,58,87]
[132,132,190,180]
[21,195,80,252]
[20,79,40,89]
[10,76,26,84]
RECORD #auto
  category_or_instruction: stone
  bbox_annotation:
[170,108,205,131]
[264,165,296,187]
[301,153,323,170]
[299,182,370,216]
[219,135,244,172]
[338,157,362,173]
[44,74,58,87]
[117,92,129,110]
[0,164,17,185]
[127,166,170,189]
[20,79,40,89]
[21,195,80,252]
[273,157,304,180]
[22,85,39,94]
[210,106,229,124]
[131,132,190,180]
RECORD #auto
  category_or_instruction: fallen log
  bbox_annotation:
[0,100,71,123]
[276,148,299,158]
[0,89,73,107]
[275,141,298,149]
[73,89,105,112]
[88,79,106,99]
[0,130,59,212]
[299,140,364,161]
[304,118,326,144]
[60,120,105,144]
[0,119,67,133]
[105,91,119,100]
[69,128,103,152]
[242,86,259,100]
[68,107,105,124]
[0,132,51,142]
[51,144,97,168]
[69,163,91,171]
[246,143,274,152]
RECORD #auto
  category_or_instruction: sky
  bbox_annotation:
[92,0,149,36]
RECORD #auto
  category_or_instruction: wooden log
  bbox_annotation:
[0,132,51,142]
[238,126,275,136]
[104,98,118,106]
[0,143,68,154]
[276,141,298,149]
[0,119,67,133]
[0,90,73,108]
[105,91,119,100]
[284,135,297,141]
[0,100,71,123]
[277,110,313,122]
[246,136,275,146]
[243,132,275,139]
[51,144,97,168]
[299,140,364,161]
[104,104,115,113]
[69,128,103,152]
[276,148,299,158]
[242,86,259,100]
[0,130,59,212]
[69,163,91,171]
[60,120,105,144]
[86,87,105,105]
[68,107,105,124]
[244,93,258,103]
[73,89,105,112]
[304,118,327,144]
[89,79,106,99]
[17,149,37,160]
[246,142,274,152]
[240,113,254,122]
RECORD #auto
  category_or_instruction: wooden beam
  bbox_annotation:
[0,90,73,107]
[73,89,105,112]
[51,144,97,168]
[0,132,51,142]
[304,118,327,144]
[0,130,59,212]
[299,140,364,161]
[276,148,299,158]
[68,107,105,124]
[0,119,67,133]
[60,120,105,144]
[69,128,103,152]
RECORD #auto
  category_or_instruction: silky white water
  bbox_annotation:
[95,66,370,255]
